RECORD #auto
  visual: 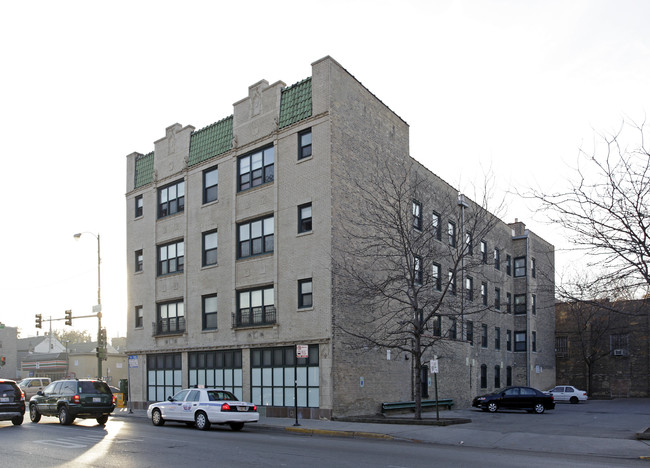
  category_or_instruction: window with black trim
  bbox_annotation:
[494,365,501,388]
[531,257,536,278]
[448,270,456,295]
[555,336,568,357]
[202,230,218,266]
[432,212,441,240]
[135,195,143,218]
[515,331,526,352]
[203,166,218,204]
[467,320,474,345]
[298,279,312,309]
[157,240,184,276]
[507,329,512,351]
[465,232,473,255]
[135,249,143,272]
[448,221,456,247]
[147,353,182,402]
[514,256,526,277]
[480,364,487,388]
[235,286,276,327]
[481,323,488,348]
[189,350,242,398]
[156,300,185,335]
[202,294,218,330]
[238,145,274,191]
[506,366,512,386]
[414,256,423,285]
[506,254,512,275]
[432,315,441,336]
[465,276,474,301]
[298,129,312,160]
[514,294,526,314]
[238,216,274,259]
[480,240,487,263]
[412,200,422,230]
[506,292,512,313]
[495,327,501,349]
[298,203,312,233]
[494,287,501,310]
[532,294,536,315]
[532,331,537,352]
[432,263,441,291]
[449,318,457,340]
[481,282,488,306]
[158,180,185,218]
[135,305,143,328]
[494,248,500,270]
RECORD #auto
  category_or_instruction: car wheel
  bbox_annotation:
[229,422,244,431]
[59,406,74,425]
[487,402,498,413]
[570,396,579,404]
[96,415,109,425]
[151,408,165,426]
[29,404,41,423]
[195,411,211,431]
[12,415,24,425]
[534,403,545,414]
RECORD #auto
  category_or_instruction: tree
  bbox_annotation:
[333,156,501,419]
[528,120,650,297]
[53,329,91,345]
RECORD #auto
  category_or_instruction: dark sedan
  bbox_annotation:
[472,386,555,414]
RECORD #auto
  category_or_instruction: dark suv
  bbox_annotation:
[29,379,115,425]
[0,379,26,425]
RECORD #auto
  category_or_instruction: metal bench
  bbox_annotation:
[381,399,454,413]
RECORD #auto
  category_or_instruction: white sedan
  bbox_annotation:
[545,385,588,404]
[147,388,259,431]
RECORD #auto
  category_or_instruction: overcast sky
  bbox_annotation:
[1,0,648,339]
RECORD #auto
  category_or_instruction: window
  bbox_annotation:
[555,336,568,357]
[494,287,501,310]
[481,323,488,348]
[235,286,276,327]
[448,270,456,295]
[414,256,423,285]
[135,305,143,328]
[506,292,512,313]
[158,180,185,218]
[514,294,526,314]
[203,166,218,204]
[448,221,456,247]
[506,254,512,275]
[481,282,488,306]
[432,315,442,336]
[515,331,526,352]
[238,216,274,259]
[298,129,312,160]
[432,263,441,291]
[412,200,422,230]
[507,330,512,351]
[506,366,512,386]
[531,258,536,278]
[480,364,487,388]
[135,249,143,272]
[432,212,441,240]
[202,294,218,330]
[514,256,526,277]
[298,203,312,233]
[189,350,242,398]
[147,353,182,402]
[135,195,143,218]
[532,294,537,315]
[298,279,313,309]
[449,318,457,340]
[480,241,487,263]
[202,230,218,266]
[495,327,501,350]
[610,333,629,355]
[465,276,473,301]
[494,365,501,388]
[238,145,274,191]
[532,331,537,352]
[157,240,184,276]
[494,248,500,270]
[156,300,185,335]
[466,321,473,345]
[465,232,473,255]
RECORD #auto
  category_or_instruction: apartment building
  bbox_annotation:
[125,56,555,417]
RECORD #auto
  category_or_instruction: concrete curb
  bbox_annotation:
[284,426,394,440]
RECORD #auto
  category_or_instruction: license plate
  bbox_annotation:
[0,397,9,402]
[237,406,247,412]
[93,397,101,403]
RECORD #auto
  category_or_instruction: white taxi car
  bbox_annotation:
[147,388,259,431]
[545,385,588,404]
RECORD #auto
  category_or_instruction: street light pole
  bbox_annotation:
[74,232,102,380]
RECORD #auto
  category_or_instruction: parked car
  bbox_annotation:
[147,388,259,431]
[0,379,25,425]
[472,386,555,414]
[17,377,51,401]
[545,385,588,404]
[29,379,115,425]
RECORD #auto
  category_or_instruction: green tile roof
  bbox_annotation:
[134,152,154,188]
[278,78,312,128]
[188,115,234,167]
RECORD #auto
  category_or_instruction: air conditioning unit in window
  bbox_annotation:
[613,349,625,356]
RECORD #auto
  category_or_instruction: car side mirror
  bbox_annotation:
[167,396,173,402]
[37,391,44,396]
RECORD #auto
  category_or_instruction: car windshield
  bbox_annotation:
[78,381,111,394]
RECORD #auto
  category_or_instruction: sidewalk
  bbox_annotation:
[112,406,650,461]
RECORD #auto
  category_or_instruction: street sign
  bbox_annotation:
[93,305,102,313]
[128,355,139,368]
[296,345,309,358]
[430,359,439,374]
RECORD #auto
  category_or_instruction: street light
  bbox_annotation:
[73,231,103,380]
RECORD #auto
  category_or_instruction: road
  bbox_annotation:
[1,414,647,468]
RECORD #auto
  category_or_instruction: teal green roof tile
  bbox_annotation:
[134,152,154,188]
[278,78,312,128]
[188,115,233,166]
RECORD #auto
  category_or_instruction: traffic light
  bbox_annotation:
[1,356,5,366]
[65,309,72,326]
[35,314,42,329]
[98,328,107,348]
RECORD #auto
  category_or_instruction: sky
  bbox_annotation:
[1,0,649,340]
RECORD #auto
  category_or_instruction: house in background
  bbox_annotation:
[17,334,67,380]
[66,342,128,385]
